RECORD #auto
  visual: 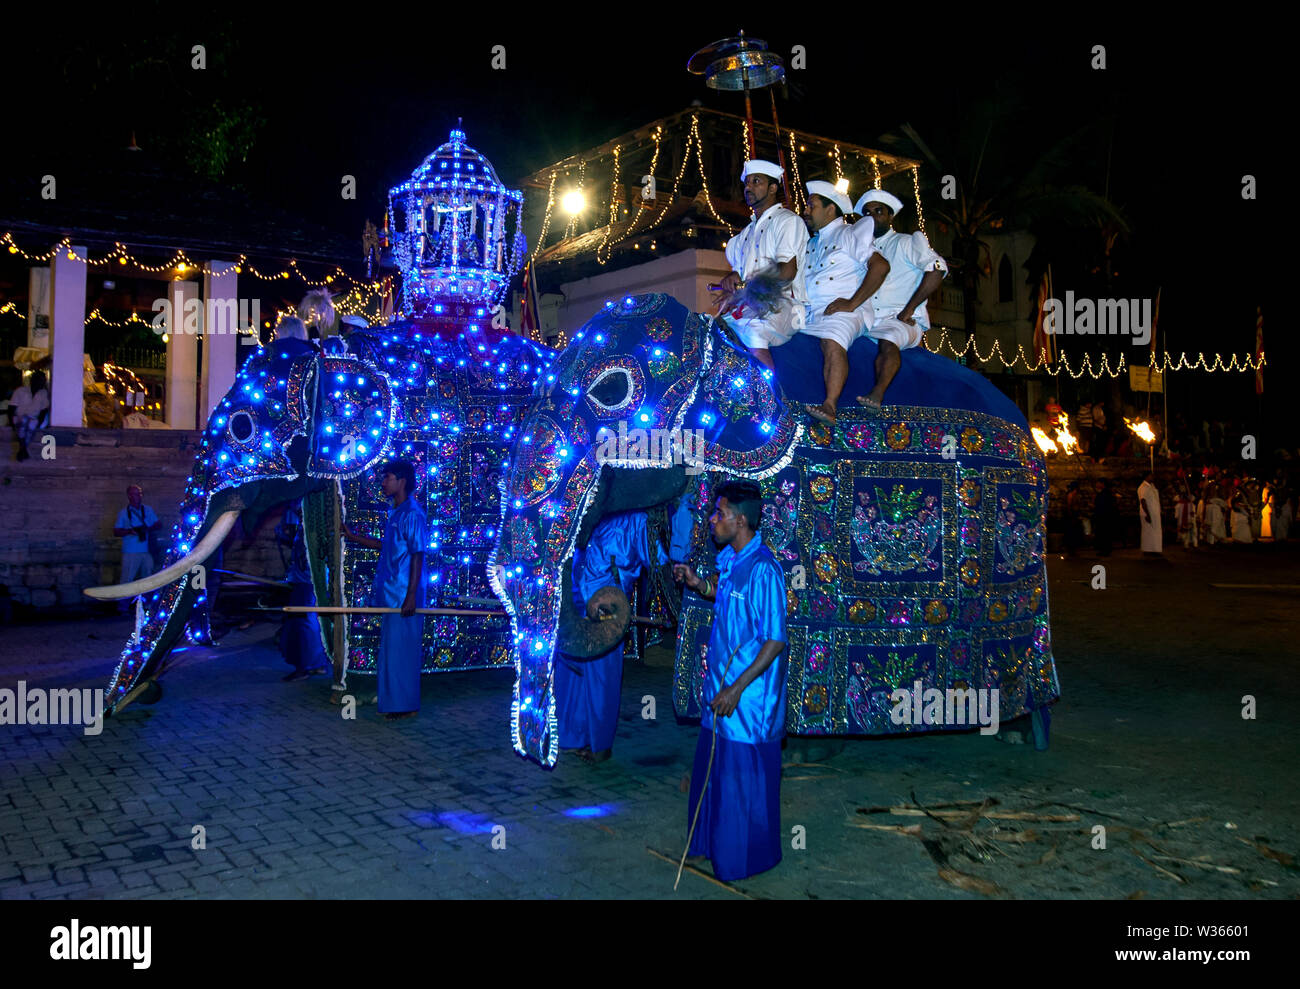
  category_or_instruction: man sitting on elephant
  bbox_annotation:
[799,180,891,426]
[557,510,666,763]
[673,479,789,881]
[853,189,948,410]
[714,159,809,371]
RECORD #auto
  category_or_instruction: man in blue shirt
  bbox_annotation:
[113,484,160,613]
[343,460,427,720]
[557,511,666,763]
[674,479,789,881]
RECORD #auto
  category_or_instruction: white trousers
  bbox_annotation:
[727,302,798,349]
[867,313,925,351]
[800,308,866,351]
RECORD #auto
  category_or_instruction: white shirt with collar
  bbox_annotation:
[725,204,809,330]
[802,216,878,317]
[869,227,948,327]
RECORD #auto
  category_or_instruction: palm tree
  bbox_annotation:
[878,96,1129,364]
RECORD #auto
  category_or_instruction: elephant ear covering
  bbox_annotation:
[682,318,804,482]
[308,355,397,480]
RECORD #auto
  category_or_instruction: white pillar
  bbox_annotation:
[165,280,199,430]
[201,261,240,424]
[48,245,87,428]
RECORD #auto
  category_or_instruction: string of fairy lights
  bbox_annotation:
[2,231,395,333]
[532,113,928,274]
[920,326,1265,377]
[595,127,665,266]
[2,232,392,295]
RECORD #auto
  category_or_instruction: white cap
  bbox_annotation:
[741,159,783,181]
[854,188,904,216]
[340,314,370,329]
[806,180,852,217]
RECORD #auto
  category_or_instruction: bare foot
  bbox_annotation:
[384,711,418,721]
[856,394,883,412]
[805,403,837,426]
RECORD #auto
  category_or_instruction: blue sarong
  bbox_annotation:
[556,511,663,752]
[371,498,427,713]
[688,727,783,881]
[687,534,788,880]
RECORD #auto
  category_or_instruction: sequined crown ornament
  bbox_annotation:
[387,122,527,318]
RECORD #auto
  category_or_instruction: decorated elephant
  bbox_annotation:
[491,293,1059,767]
[87,320,553,713]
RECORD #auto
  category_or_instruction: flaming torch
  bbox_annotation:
[1125,417,1157,472]
[1032,426,1058,455]
[1055,411,1079,456]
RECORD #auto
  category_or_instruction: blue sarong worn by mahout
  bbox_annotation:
[280,521,329,673]
[556,511,665,754]
[371,497,427,713]
[687,534,788,882]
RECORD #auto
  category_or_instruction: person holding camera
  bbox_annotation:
[113,485,160,610]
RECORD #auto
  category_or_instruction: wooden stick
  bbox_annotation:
[847,822,923,836]
[880,807,1080,823]
[1133,849,1186,884]
[283,604,670,627]
[646,847,755,899]
[212,569,290,589]
[285,605,507,618]
[1150,854,1240,875]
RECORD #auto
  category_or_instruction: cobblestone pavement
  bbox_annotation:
[2,544,1298,899]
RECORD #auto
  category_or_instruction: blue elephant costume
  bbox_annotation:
[557,510,666,755]
[494,291,1058,770]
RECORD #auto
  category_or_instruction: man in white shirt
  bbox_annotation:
[10,370,50,461]
[798,181,890,426]
[715,159,809,369]
[852,190,948,410]
[1137,473,1162,555]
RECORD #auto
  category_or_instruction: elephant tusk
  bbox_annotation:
[84,510,240,600]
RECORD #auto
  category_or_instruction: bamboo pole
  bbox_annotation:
[283,605,672,627]
[212,569,290,589]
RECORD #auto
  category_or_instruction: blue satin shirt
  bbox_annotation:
[574,511,666,603]
[703,535,788,744]
[371,498,428,609]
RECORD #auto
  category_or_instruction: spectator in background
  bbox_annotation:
[1275,492,1294,541]
[1205,484,1229,545]
[1093,479,1118,556]
[1091,402,1108,454]
[112,484,160,613]
[11,370,50,461]
[1045,395,1062,431]
[1075,401,1094,457]
[1175,488,1197,548]
[1229,489,1253,543]
[1064,482,1084,556]
[1138,472,1163,555]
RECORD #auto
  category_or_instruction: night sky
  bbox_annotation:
[5,9,1284,425]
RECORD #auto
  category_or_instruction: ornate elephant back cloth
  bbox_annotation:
[555,511,664,754]
[672,298,1058,739]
